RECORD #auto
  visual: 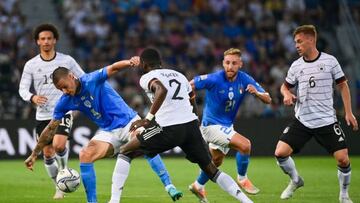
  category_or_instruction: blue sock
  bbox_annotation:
[80,163,97,203]
[196,170,210,185]
[236,152,250,176]
[145,154,172,187]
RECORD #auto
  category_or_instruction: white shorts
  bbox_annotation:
[200,124,237,154]
[91,115,141,155]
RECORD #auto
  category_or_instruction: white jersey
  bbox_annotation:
[140,68,198,127]
[285,52,346,128]
[19,52,84,120]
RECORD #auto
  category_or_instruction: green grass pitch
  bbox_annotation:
[0,156,359,203]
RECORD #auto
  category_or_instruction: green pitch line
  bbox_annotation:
[0,156,359,203]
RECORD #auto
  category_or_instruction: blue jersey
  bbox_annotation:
[54,68,137,131]
[194,70,265,127]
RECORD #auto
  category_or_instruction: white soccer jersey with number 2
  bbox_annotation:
[285,52,346,128]
[140,68,198,127]
[19,52,84,121]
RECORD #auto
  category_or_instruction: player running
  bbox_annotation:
[188,48,271,202]
[120,48,253,203]
[24,57,182,203]
[18,23,84,199]
[275,25,358,203]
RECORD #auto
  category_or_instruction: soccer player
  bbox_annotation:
[274,25,358,203]
[188,48,271,202]
[18,23,85,199]
[24,57,182,203]
[120,48,253,203]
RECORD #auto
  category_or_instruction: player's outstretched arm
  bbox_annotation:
[246,84,272,104]
[130,80,167,132]
[256,92,272,104]
[24,119,61,171]
[337,81,358,131]
[106,56,139,77]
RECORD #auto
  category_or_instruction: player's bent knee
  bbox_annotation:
[337,156,350,167]
[53,144,66,154]
[231,134,251,153]
[274,142,292,157]
[79,148,95,163]
[243,139,251,153]
[212,156,224,167]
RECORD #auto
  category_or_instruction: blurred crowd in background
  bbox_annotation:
[1,0,360,120]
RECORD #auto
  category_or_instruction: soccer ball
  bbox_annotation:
[56,168,81,193]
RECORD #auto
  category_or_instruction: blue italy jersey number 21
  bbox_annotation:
[225,100,236,112]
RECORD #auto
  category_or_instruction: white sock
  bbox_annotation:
[55,147,69,170]
[165,184,175,192]
[338,169,351,197]
[214,171,253,203]
[44,156,59,187]
[194,181,204,190]
[238,174,247,181]
[109,154,131,203]
[277,156,299,182]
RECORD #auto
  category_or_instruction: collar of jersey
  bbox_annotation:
[40,52,57,62]
[303,51,321,63]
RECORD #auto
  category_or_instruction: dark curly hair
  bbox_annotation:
[33,23,59,41]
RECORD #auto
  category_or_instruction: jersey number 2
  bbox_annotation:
[169,79,184,100]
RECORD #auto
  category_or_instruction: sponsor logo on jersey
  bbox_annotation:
[283,126,290,134]
[200,75,208,80]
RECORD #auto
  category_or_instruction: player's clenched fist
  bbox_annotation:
[24,153,37,171]
[283,93,297,106]
[31,95,48,105]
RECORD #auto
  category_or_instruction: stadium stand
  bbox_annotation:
[1,0,359,119]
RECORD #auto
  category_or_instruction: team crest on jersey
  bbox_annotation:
[228,92,234,100]
[318,63,325,71]
[84,100,91,108]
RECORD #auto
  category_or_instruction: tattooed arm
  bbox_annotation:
[24,119,61,171]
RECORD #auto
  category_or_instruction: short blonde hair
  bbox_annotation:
[224,48,241,57]
[293,25,317,39]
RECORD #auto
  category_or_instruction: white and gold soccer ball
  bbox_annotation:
[56,168,81,193]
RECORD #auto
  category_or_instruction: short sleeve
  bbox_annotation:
[330,57,346,84]
[139,72,155,92]
[193,74,214,90]
[85,67,108,83]
[285,63,297,87]
[68,56,85,77]
[53,96,67,120]
[243,73,265,93]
